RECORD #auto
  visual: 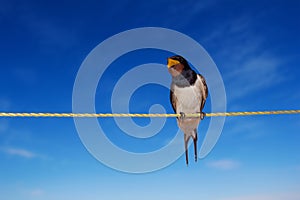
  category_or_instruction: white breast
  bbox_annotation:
[173,78,202,114]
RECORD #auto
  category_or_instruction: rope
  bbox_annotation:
[0,110,299,118]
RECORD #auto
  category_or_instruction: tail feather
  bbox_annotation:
[184,129,198,165]
[193,129,198,162]
[184,134,190,165]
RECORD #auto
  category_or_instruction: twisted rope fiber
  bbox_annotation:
[0,110,300,118]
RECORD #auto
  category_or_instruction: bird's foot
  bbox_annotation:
[179,112,186,121]
[198,112,206,120]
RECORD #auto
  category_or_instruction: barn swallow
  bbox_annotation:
[167,55,208,165]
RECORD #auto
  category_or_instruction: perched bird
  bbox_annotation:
[167,55,208,165]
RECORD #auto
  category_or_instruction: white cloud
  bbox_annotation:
[3,147,38,158]
[206,159,240,170]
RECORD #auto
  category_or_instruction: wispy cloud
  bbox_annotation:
[224,116,271,139]
[166,0,216,25]
[0,0,13,18]
[206,159,240,170]
[1,1,78,49]
[202,15,285,103]
[295,165,300,171]
[0,119,9,133]
[220,192,300,200]
[11,67,38,85]
[19,188,45,198]
[224,55,283,101]
[2,147,39,159]
[29,188,44,197]
[0,98,11,111]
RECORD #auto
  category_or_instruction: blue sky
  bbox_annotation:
[1,0,300,199]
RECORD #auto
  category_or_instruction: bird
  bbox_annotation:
[167,55,208,165]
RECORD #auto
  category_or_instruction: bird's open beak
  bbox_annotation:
[167,58,180,68]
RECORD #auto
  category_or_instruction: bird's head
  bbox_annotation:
[167,55,190,77]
